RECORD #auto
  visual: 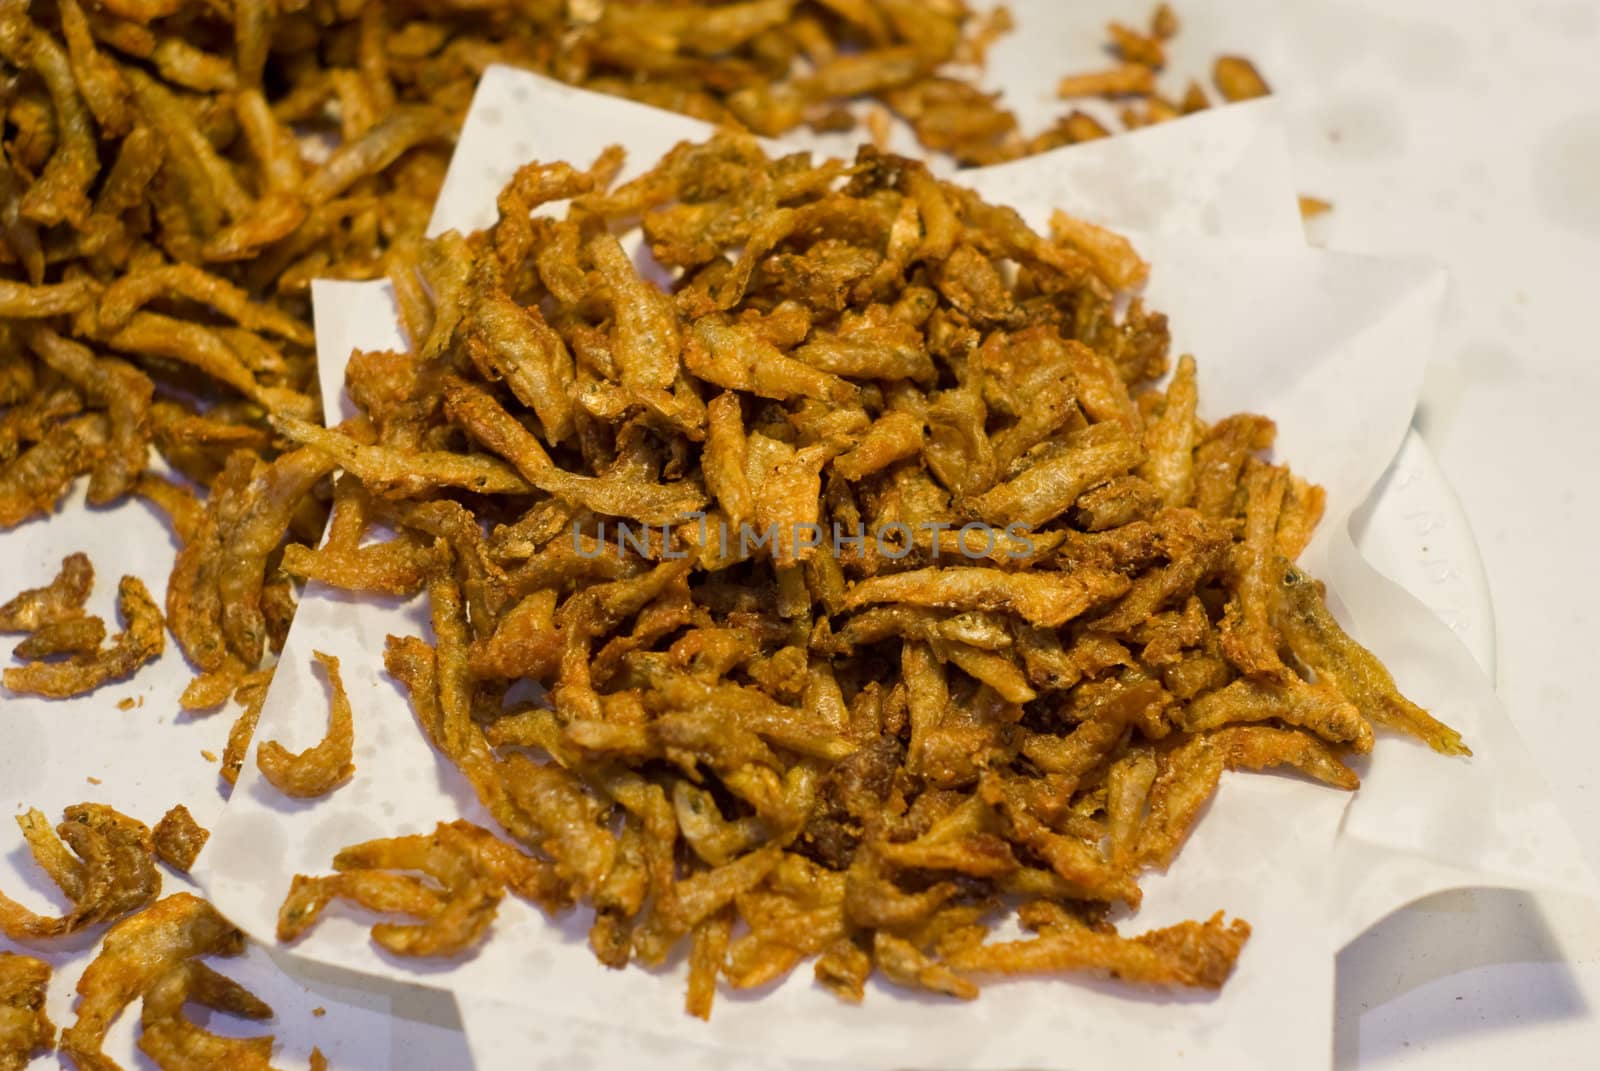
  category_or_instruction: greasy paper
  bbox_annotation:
[195,65,1590,1070]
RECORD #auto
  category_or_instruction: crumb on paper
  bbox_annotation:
[955,4,1014,67]
[312,1006,326,1018]
[201,749,218,762]
[154,804,211,873]
[86,776,101,785]
[1151,3,1180,40]
[1298,195,1333,219]
[866,106,892,152]
[117,697,135,711]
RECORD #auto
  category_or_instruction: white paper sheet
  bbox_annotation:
[430,67,1300,242]
[195,65,1594,1069]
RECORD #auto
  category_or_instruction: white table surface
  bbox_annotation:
[1275,0,1600,1065]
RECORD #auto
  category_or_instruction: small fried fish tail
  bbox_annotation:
[1276,560,1469,756]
